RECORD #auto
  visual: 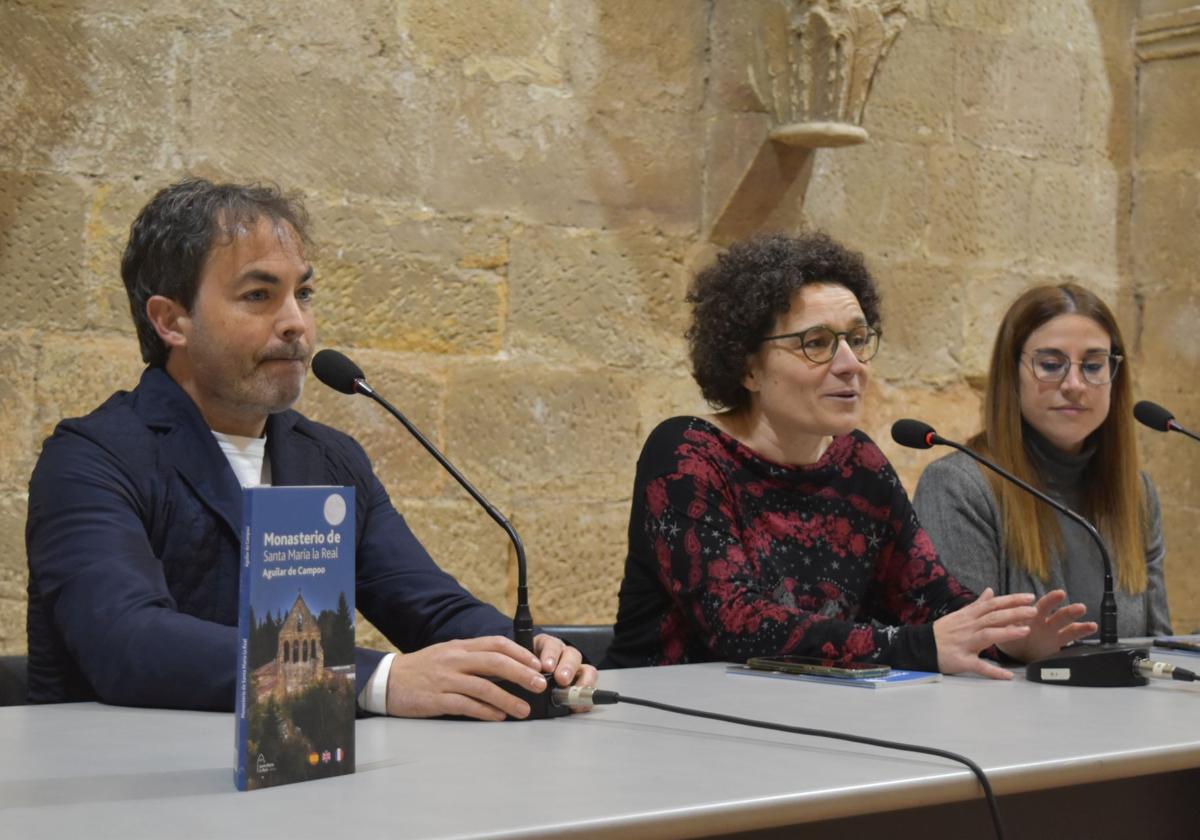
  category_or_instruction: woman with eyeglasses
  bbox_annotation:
[604,235,1094,673]
[914,284,1171,637]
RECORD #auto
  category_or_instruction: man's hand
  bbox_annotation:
[533,633,599,701]
[384,634,600,721]
[385,636,549,721]
[933,588,1038,679]
[995,589,1097,664]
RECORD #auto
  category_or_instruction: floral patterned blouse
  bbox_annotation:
[605,417,976,671]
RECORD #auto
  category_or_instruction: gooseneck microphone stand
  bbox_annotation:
[312,349,566,718]
[891,419,1148,687]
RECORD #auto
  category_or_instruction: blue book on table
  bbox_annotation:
[234,486,356,791]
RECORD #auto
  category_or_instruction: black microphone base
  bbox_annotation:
[498,675,571,720]
[1025,643,1149,687]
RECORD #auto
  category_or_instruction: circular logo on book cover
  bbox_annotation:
[324,493,347,526]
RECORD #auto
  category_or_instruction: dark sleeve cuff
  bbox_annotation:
[354,647,387,718]
[885,624,939,672]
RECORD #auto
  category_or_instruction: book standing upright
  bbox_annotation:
[235,486,356,791]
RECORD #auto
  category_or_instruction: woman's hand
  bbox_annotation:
[933,588,1038,679]
[994,589,1097,664]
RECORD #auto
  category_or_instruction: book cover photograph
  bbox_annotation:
[235,486,356,791]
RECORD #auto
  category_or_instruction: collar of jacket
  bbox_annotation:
[129,366,328,538]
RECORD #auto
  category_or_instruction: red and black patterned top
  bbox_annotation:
[605,417,976,671]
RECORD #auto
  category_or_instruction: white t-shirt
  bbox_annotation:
[211,431,270,487]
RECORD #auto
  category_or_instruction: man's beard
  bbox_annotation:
[242,353,310,415]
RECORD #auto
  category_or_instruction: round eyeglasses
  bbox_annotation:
[761,324,880,364]
[1022,350,1122,385]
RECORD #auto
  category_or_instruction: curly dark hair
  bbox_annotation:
[686,232,882,411]
[121,177,312,367]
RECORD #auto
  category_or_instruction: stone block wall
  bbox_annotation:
[1132,0,1200,633]
[2,1,1197,654]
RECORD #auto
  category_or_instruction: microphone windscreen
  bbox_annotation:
[312,349,366,395]
[1133,400,1174,432]
[891,418,936,449]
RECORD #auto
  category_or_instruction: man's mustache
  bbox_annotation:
[258,344,311,364]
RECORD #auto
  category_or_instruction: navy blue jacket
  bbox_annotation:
[25,367,511,709]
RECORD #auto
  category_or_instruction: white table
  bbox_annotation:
[2,654,1199,839]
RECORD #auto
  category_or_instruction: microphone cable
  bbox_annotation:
[1136,659,1199,683]
[553,686,1006,840]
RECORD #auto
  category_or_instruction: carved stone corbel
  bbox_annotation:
[708,0,907,244]
[1135,6,1200,62]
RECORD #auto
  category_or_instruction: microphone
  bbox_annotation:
[891,418,938,450]
[1134,400,1200,444]
[311,348,566,719]
[891,419,1148,687]
[312,349,367,396]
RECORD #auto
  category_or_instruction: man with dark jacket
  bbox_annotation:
[26,178,596,718]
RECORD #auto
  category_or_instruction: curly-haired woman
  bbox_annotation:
[605,233,1095,676]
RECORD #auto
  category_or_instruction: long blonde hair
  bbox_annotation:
[969,284,1146,592]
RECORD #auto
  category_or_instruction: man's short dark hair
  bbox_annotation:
[120,178,312,367]
[686,232,882,412]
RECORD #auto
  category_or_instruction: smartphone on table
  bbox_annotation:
[745,655,891,680]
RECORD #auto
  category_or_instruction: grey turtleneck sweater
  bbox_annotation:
[913,430,1171,638]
